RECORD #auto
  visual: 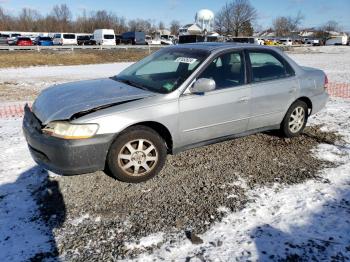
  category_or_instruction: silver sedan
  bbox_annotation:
[23,43,329,182]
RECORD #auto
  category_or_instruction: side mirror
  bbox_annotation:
[190,78,216,94]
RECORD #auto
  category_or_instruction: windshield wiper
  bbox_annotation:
[113,77,150,91]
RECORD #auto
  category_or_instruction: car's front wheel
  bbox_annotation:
[281,100,308,138]
[107,126,167,183]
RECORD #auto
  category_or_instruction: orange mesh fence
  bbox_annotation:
[0,103,32,119]
[326,83,350,99]
[0,83,349,119]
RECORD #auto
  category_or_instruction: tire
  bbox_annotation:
[280,100,308,138]
[107,126,167,183]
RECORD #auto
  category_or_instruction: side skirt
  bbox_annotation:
[172,125,281,155]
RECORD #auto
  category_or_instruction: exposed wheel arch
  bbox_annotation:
[296,97,313,115]
[126,121,173,154]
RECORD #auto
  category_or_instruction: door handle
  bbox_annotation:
[238,96,249,103]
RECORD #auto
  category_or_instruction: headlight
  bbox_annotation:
[42,122,99,139]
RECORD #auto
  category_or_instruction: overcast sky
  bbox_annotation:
[1,0,349,31]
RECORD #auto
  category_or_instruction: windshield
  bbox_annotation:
[115,48,209,94]
[63,34,75,39]
[104,34,115,39]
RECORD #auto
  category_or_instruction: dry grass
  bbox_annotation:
[0,49,155,68]
[0,83,39,101]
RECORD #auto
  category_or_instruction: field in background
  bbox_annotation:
[1,45,349,103]
[0,49,153,68]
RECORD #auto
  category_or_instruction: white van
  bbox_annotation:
[93,29,116,45]
[53,33,77,45]
[326,35,348,45]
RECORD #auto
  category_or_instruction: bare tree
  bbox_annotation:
[273,11,304,36]
[51,4,72,31]
[128,19,153,33]
[17,8,41,31]
[314,20,342,43]
[214,11,226,35]
[241,21,254,36]
[215,0,257,36]
[170,20,180,35]
[322,20,341,32]
[0,6,13,31]
[158,21,165,30]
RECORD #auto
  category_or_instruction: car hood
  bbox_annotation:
[32,78,155,125]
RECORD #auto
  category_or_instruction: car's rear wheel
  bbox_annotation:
[281,100,308,138]
[107,126,167,183]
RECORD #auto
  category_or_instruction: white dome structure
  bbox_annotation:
[195,9,215,33]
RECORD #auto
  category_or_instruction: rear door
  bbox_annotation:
[179,50,251,147]
[246,49,299,130]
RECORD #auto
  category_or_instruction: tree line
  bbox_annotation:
[0,4,181,35]
[0,1,343,37]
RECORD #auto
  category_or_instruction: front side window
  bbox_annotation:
[248,51,293,82]
[198,51,245,89]
[115,48,209,94]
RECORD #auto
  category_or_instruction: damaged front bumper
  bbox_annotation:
[22,105,115,175]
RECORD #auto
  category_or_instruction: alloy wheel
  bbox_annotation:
[117,139,158,176]
[288,106,305,133]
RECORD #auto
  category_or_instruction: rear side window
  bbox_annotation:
[63,34,75,39]
[248,51,294,82]
[104,34,114,39]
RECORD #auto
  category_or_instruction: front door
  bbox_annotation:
[179,50,251,147]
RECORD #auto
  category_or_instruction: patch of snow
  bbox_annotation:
[0,119,53,261]
[217,206,230,213]
[70,214,90,226]
[0,62,132,98]
[288,47,350,84]
[126,232,164,250]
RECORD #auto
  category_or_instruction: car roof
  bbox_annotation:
[171,42,276,52]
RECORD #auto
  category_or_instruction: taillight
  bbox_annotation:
[324,75,329,89]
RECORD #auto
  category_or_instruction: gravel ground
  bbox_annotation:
[32,125,339,261]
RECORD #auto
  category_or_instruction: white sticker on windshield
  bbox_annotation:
[175,57,197,64]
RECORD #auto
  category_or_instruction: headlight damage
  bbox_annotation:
[42,122,99,139]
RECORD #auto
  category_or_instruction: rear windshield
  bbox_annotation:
[1,34,10,38]
[54,34,61,38]
[19,37,31,41]
[63,34,75,39]
[104,34,115,39]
